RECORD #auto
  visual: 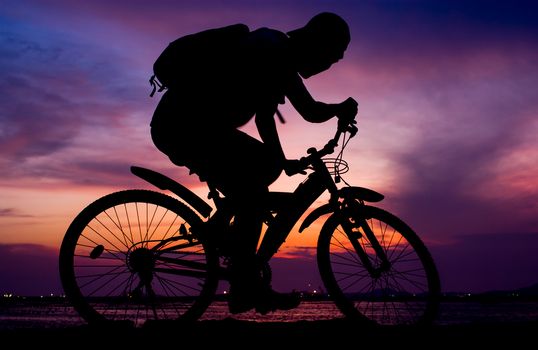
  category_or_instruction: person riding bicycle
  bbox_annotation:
[150,12,358,314]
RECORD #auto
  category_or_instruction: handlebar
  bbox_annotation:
[283,95,358,177]
[285,120,357,176]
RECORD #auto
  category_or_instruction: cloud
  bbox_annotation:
[0,24,83,160]
[0,18,155,187]
[347,0,538,57]
[270,255,324,293]
[1,0,537,295]
[0,244,62,295]
[310,2,538,242]
[274,232,538,294]
[0,208,32,217]
[271,231,538,294]
[382,65,538,238]
[2,230,535,297]
[430,232,538,293]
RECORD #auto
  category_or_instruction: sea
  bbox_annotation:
[1,298,537,330]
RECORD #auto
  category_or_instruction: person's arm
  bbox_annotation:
[286,73,357,123]
[255,102,286,164]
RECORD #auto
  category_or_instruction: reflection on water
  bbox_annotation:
[1,300,537,329]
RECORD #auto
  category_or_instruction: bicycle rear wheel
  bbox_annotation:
[59,190,218,326]
[317,205,440,326]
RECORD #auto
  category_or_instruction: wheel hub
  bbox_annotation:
[128,248,155,273]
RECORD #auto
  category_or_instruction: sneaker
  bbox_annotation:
[228,294,256,314]
[227,280,258,314]
[254,289,301,315]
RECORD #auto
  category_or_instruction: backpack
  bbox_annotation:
[149,23,250,97]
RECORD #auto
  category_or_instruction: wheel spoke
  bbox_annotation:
[321,205,440,326]
[60,190,218,326]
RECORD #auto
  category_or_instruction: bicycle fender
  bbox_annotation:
[299,204,333,233]
[340,186,384,202]
[131,166,213,218]
[298,186,384,233]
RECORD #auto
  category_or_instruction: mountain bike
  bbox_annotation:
[59,121,441,327]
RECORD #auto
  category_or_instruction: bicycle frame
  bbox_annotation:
[256,140,385,264]
[130,129,388,275]
[61,119,440,326]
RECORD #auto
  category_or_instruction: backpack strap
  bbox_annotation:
[149,75,166,97]
[276,108,286,124]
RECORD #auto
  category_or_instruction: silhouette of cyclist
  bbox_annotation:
[150,12,358,314]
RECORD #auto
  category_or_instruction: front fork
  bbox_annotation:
[339,200,391,277]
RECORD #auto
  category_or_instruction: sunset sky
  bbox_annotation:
[1,0,537,295]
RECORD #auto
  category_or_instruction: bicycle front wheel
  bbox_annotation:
[317,205,441,326]
[59,190,219,326]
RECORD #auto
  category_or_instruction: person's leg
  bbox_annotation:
[153,125,298,313]
[198,131,300,313]
[181,129,282,311]
[196,129,278,296]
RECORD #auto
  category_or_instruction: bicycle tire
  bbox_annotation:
[59,190,219,326]
[317,204,441,326]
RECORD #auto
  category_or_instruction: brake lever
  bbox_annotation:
[348,123,358,137]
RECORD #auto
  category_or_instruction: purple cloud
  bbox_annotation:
[0,17,155,188]
[431,232,538,293]
[0,244,62,295]
[0,208,32,217]
[0,0,537,295]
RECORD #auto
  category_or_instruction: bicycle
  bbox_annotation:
[59,120,441,327]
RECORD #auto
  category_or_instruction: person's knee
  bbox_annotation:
[266,165,283,184]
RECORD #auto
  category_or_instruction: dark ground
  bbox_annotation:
[1,318,536,348]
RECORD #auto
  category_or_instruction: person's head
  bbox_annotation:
[288,12,350,78]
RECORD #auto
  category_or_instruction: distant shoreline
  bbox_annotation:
[3,291,538,302]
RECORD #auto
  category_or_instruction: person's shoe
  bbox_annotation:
[227,281,257,314]
[254,289,301,315]
[228,294,256,314]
